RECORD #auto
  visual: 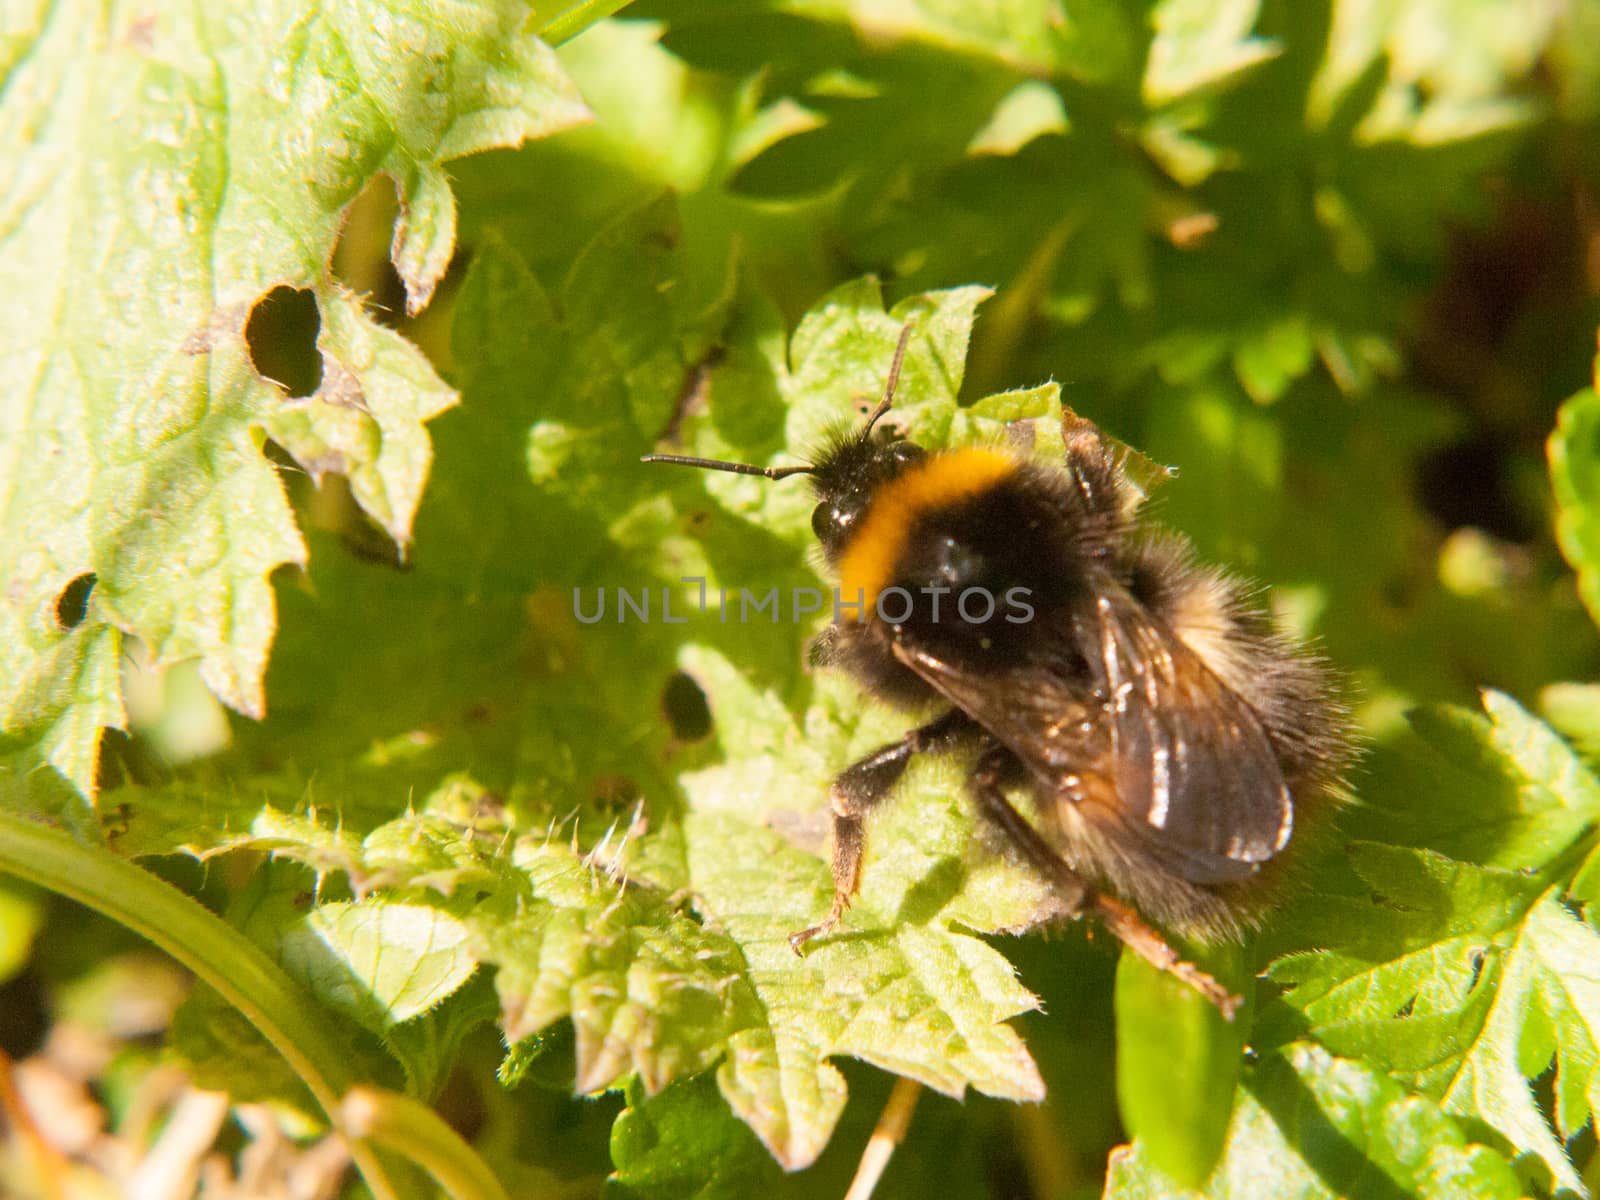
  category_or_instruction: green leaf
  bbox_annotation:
[0,879,44,986]
[260,290,459,542]
[689,811,1044,1169]
[651,0,1071,77]
[288,901,477,1028]
[1307,0,1558,141]
[0,0,588,811]
[383,975,503,1101]
[1115,941,1249,1187]
[1106,1042,1525,1200]
[174,850,497,1100]
[607,1074,781,1200]
[474,837,763,1099]
[1231,315,1314,405]
[1351,690,1600,871]
[1551,384,1600,630]
[1271,856,1599,1192]
[966,82,1070,156]
[1259,688,1600,1192]
[1143,0,1279,107]
[1541,682,1600,764]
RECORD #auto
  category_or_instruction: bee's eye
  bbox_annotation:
[888,442,924,467]
[812,502,837,541]
[812,502,864,550]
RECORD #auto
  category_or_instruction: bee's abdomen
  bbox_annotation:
[1127,533,1354,847]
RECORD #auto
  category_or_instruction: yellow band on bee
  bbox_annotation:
[837,448,1018,617]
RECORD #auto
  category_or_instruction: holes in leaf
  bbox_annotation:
[331,176,408,327]
[662,671,712,742]
[54,573,95,629]
[1466,946,1488,992]
[245,286,322,397]
[329,173,472,328]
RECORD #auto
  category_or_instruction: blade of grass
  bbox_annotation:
[0,813,401,1197]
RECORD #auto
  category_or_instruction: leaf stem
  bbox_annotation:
[343,1086,512,1200]
[843,1077,923,1200]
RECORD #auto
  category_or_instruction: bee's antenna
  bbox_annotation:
[860,320,916,438]
[640,453,816,480]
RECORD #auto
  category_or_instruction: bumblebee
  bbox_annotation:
[646,325,1353,1012]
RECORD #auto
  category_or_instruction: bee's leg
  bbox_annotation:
[789,709,979,953]
[1061,409,1143,529]
[965,745,1087,914]
[1087,892,1241,1019]
[967,745,1242,1019]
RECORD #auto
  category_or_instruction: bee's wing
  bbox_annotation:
[892,592,1291,885]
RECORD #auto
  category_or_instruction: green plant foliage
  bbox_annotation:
[6,1,1600,1197]
[1551,357,1600,627]
[1268,691,1600,1195]
[0,0,588,812]
[109,277,1053,1171]
[1107,1042,1526,1199]
[1115,939,1250,1187]
[608,1073,783,1200]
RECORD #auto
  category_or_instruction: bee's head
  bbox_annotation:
[641,321,922,561]
[804,433,925,559]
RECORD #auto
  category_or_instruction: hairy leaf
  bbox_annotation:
[0,0,587,812]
